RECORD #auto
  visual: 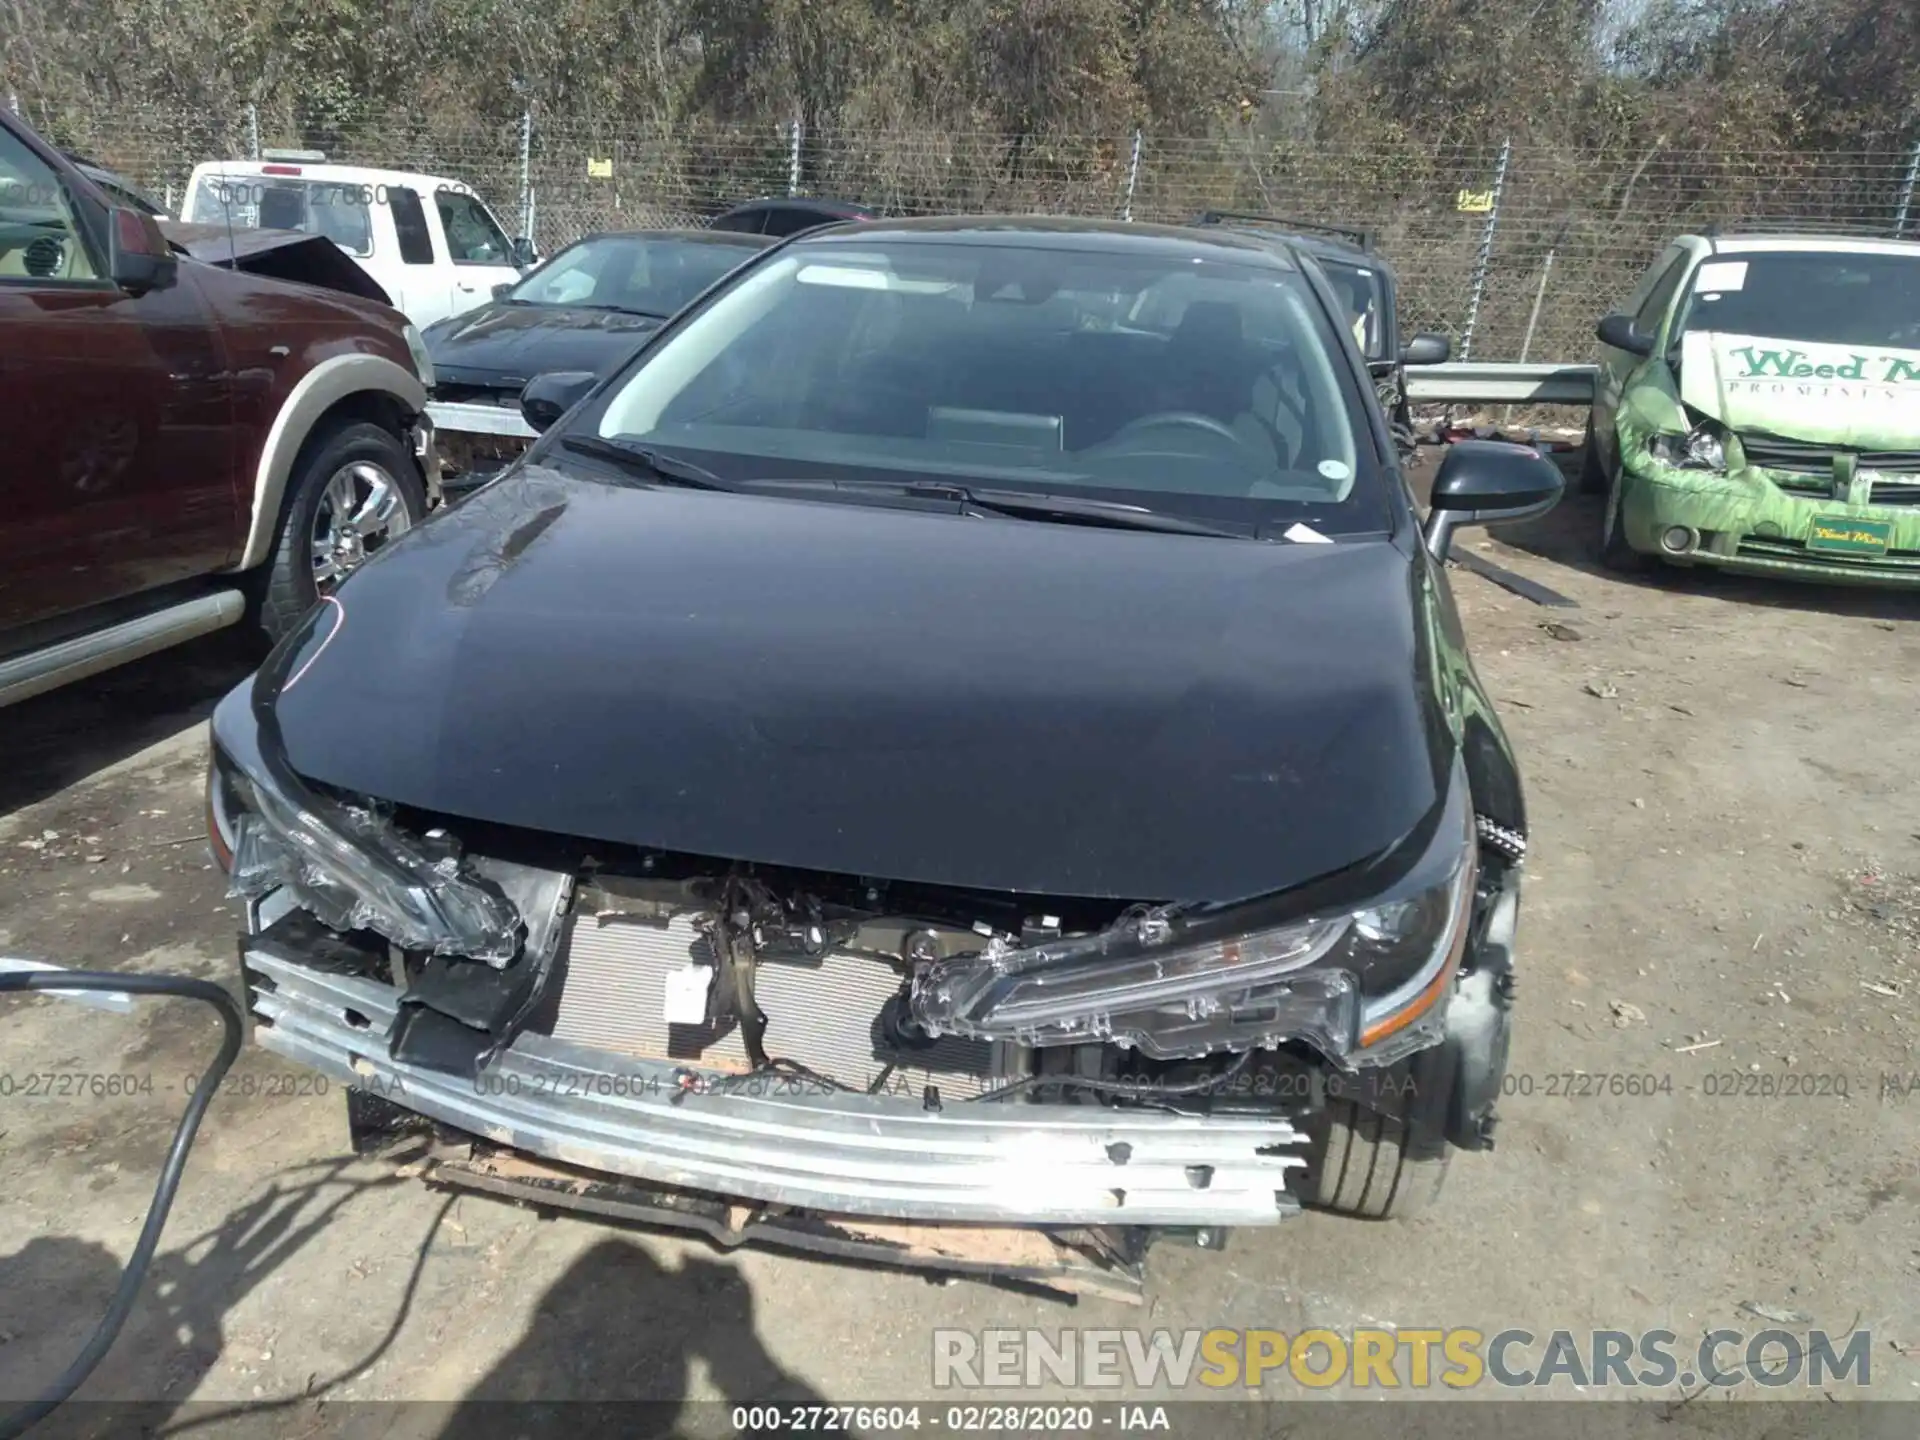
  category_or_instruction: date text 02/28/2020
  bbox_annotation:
[730,1405,1172,1433]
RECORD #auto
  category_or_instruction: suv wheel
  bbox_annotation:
[262,421,427,639]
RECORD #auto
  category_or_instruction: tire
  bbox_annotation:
[260,420,427,641]
[1598,454,1654,573]
[1577,417,1609,495]
[1303,1096,1452,1220]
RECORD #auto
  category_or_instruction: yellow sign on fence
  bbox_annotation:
[1457,187,1494,213]
[587,157,614,179]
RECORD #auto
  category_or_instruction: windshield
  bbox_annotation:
[511,235,756,315]
[587,239,1378,530]
[188,174,372,256]
[1678,250,1920,349]
[0,129,98,280]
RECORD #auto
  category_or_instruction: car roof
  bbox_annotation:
[1226,227,1382,277]
[567,227,775,248]
[720,196,872,218]
[67,158,164,210]
[1677,233,1920,258]
[189,159,486,196]
[792,214,1302,268]
[1189,211,1377,263]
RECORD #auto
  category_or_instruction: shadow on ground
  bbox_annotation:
[0,1157,814,1439]
[0,1158,418,1432]
[1484,491,1920,623]
[0,632,258,817]
[428,1239,827,1436]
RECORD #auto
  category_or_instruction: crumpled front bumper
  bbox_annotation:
[1621,460,1920,585]
[245,944,1309,1227]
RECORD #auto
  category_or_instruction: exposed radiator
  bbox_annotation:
[549,911,1004,1097]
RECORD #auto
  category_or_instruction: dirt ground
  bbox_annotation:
[2,477,1918,1431]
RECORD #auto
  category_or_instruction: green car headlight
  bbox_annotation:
[1648,420,1727,473]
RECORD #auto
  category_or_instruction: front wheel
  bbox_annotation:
[1302,1096,1452,1220]
[1599,457,1654,573]
[1577,417,1609,495]
[261,421,427,640]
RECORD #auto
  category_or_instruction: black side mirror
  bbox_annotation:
[520,370,598,433]
[1400,332,1451,366]
[1423,440,1565,560]
[1596,312,1654,357]
[108,207,176,295]
[510,236,537,269]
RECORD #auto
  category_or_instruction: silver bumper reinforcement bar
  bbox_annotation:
[246,948,1308,1226]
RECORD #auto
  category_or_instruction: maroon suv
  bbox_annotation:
[1,111,438,707]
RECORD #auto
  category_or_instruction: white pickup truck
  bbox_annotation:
[180,153,532,328]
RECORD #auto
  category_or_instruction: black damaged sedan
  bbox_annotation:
[423,227,772,487]
[209,218,1562,1290]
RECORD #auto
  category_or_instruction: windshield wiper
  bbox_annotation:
[771,478,1249,539]
[572,303,669,319]
[558,435,742,491]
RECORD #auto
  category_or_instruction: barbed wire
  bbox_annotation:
[27,99,1920,363]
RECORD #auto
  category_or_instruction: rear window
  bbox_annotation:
[188,174,373,256]
[390,186,435,265]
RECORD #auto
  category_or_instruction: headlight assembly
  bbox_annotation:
[403,323,437,391]
[910,770,1479,1065]
[1648,419,1727,472]
[208,673,522,965]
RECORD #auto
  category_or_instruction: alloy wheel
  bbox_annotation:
[311,461,413,593]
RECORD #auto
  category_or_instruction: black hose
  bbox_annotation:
[975,1047,1253,1104]
[0,969,243,1440]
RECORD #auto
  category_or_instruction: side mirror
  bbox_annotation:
[1596,312,1654,357]
[1423,439,1565,561]
[510,236,537,270]
[1400,332,1451,366]
[520,370,598,433]
[491,282,514,301]
[108,207,177,295]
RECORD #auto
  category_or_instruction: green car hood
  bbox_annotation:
[1679,331,1920,450]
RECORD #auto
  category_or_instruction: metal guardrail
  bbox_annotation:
[428,400,537,439]
[1404,362,1599,407]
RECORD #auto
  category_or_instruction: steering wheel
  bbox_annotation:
[1107,411,1244,448]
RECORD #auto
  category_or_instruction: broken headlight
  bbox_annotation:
[1648,419,1727,472]
[208,686,523,965]
[911,773,1477,1063]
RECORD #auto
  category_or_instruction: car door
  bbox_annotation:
[0,119,234,632]
[434,187,520,320]
[1594,246,1689,464]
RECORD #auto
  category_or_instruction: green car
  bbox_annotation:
[1583,234,1920,584]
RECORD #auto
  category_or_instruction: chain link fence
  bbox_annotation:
[21,96,1920,363]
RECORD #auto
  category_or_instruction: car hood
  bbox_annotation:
[424,303,663,390]
[1679,330,1920,451]
[160,221,393,306]
[265,466,1447,902]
